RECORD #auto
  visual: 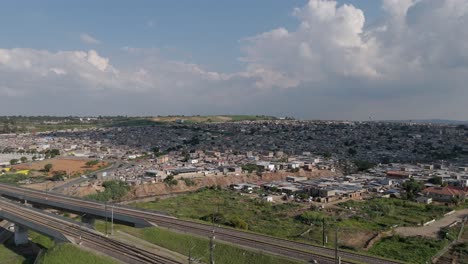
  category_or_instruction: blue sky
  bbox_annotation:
[0,0,466,120]
[0,0,381,71]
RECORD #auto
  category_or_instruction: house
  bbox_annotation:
[386,171,411,179]
[416,196,432,204]
[286,176,307,182]
[422,186,466,202]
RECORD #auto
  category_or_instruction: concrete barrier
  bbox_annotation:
[444,210,455,216]
[423,219,436,226]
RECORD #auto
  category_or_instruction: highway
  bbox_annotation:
[0,183,402,264]
[0,198,182,264]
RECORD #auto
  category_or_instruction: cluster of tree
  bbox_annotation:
[182,177,196,187]
[86,180,130,202]
[151,147,168,157]
[241,164,263,173]
[402,178,424,200]
[9,156,35,165]
[44,149,60,159]
[52,170,67,181]
[163,175,178,186]
[354,160,376,172]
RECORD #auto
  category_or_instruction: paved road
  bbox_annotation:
[395,209,468,238]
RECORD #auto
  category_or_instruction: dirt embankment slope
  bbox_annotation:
[125,169,338,200]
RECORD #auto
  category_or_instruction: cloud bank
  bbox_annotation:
[0,0,467,120]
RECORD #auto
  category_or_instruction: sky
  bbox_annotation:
[0,0,467,120]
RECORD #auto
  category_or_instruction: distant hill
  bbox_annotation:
[152,115,277,123]
[380,119,468,125]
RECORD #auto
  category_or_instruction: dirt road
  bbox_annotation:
[395,209,468,238]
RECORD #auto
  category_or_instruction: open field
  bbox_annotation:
[131,188,373,249]
[95,221,304,264]
[337,198,452,231]
[152,115,277,123]
[369,235,447,263]
[132,188,458,258]
[132,188,310,240]
[13,158,108,176]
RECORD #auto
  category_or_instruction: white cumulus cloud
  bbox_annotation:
[80,33,101,45]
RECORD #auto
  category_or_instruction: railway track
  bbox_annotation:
[0,183,402,264]
[0,199,182,264]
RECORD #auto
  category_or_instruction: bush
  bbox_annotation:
[52,170,66,181]
[86,180,130,201]
[297,211,328,225]
[229,217,249,230]
[182,177,196,186]
[200,212,226,224]
[85,160,100,167]
[164,175,178,186]
[44,163,53,172]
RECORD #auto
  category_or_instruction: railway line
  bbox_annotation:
[0,199,182,264]
[0,183,401,264]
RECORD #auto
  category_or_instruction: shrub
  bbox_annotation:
[229,217,248,230]
[164,175,178,186]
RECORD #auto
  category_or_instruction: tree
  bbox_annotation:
[10,159,19,165]
[20,156,27,163]
[44,163,53,172]
[428,176,443,185]
[164,175,178,186]
[348,148,357,156]
[354,160,375,171]
[402,178,423,200]
[52,171,66,181]
[32,156,37,161]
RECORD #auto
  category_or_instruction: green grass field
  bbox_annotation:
[38,243,118,264]
[369,236,447,263]
[132,188,309,239]
[338,198,452,230]
[95,221,304,264]
[0,238,35,264]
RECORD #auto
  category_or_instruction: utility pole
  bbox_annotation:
[111,205,114,236]
[79,213,86,245]
[188,248,192,264]
[322,218,326,247]
[335,227,339,264]
[210,207,216,264]
[46,182,49,200]
[209,231,215,264]
[104,201,108,236]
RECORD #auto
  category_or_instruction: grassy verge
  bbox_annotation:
[95,221,304,264]
[0,173,47,185]
[369,236,447,263]
[38,243,118,264]
[29,231,55,249]
[0,238,35,264]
